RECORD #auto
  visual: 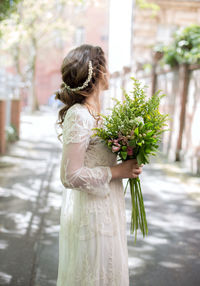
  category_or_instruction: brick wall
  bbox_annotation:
[0,100,6,154]
[132,0,200,70]
[11,99,21,138]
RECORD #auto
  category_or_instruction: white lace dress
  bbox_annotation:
[56,103,129,286]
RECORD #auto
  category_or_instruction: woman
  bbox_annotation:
[55,44,143,286]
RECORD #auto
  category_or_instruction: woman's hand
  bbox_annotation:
[110,159,144,180]
[120,159,144,179]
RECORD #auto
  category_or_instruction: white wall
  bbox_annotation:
[108,0,133,74]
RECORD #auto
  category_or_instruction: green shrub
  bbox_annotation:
[155,25,200,67]
[5,124,18,142]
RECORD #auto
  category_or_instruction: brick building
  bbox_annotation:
[132,0,200,70]
[35,1,109,106]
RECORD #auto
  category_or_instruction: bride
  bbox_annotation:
[55,44,143,286]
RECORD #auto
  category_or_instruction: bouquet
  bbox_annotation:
[92,77,170,244]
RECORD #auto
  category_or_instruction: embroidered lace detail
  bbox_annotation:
[57,103,129,286]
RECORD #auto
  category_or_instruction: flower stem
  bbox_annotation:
[129,177,148,243]
[137,177,148,235]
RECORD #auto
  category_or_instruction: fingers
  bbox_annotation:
[132,162,140,169]
[131,167,143,179]
[134,167,143,174]
[132,174,138,179]
[130,159,138,166]
[127,159,144,179]
[129,160,144,179]
[134,163,144,169]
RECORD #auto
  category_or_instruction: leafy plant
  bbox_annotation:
[0,0,21,22]
[157,24,200,67]
[136,0,160,16]
[5,124,18,142]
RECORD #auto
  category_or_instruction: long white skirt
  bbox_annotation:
[56,179,129,286]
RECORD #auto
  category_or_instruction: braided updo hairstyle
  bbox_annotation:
[55,44,108,142]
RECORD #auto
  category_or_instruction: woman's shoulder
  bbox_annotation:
[64,103,95,125]
[67,102,90,113]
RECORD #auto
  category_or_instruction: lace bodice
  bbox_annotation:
[60,103,117,198]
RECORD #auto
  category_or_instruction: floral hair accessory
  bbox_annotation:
[62,60,93,92]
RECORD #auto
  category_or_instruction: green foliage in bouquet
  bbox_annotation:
[92,77,169,165]
[91,77,170,243]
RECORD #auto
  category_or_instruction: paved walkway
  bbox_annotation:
[0,107,61,286]
[127,160,200,286]
[0,106,199,286]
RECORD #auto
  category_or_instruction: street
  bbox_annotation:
[128,160,200,286]
[0,107,200,286]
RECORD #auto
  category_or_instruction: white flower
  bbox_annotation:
[136,117,144,124]
[131,117,144,126]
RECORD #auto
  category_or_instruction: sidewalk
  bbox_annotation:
[127,154,200,286]
[152,153,200,203]
[0,106,62,286]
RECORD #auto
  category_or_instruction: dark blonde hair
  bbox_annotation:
[55,44,107,142]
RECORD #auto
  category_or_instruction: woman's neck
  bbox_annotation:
[84,92,101,114]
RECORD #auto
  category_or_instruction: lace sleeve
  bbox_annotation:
[60,107,113,197]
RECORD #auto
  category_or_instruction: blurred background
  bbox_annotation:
[0,0,200,286]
